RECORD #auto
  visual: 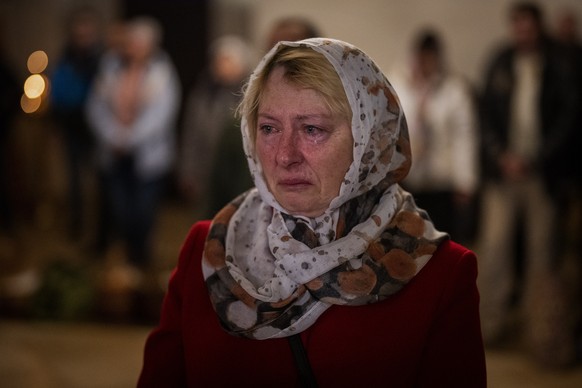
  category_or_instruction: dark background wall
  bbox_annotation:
[121,0,209,94]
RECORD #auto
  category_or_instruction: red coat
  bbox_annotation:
[139,221,486,387]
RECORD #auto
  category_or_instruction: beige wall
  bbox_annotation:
[2,0,581,86]
[214,0,582,87]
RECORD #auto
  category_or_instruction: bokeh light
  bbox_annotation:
[24,74,46,99]
[20,94,42,114]
[27,50,49,74]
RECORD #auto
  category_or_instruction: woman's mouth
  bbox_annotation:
[278,178,312,190]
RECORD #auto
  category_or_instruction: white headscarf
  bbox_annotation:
[202,38,447,339]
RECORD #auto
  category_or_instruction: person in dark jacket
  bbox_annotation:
[476,1,579,366]
[49,6,103,242]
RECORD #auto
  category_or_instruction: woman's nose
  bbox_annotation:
[276,129,303,167]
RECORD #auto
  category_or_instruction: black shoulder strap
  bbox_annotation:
[288,334,318,388]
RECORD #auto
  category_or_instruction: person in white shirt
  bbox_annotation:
[390,29,479,245]
[86,17,180,269]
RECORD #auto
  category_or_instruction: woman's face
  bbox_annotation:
[255,66,353,217]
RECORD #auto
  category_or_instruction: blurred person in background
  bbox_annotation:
[265,16,320,50]
[477,1,579,366]
[49,6,103,243]
[390,29,479,246]
[86,17,180,281]
[178,35,253,219]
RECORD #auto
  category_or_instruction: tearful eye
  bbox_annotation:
[259,125,275,134]
[305,125,321,135]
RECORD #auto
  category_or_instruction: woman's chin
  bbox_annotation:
[279,198,326,218]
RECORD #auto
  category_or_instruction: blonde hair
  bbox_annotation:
[238,45,351,147]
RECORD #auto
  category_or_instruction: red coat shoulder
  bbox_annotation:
[139,222,486,387]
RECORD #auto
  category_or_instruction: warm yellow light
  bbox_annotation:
[27,50,49,74]
[21,94,42,114]
[24,74,45,99]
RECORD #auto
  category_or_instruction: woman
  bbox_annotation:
[139,38,486,387]
[86,17,180,269]
[178,35,253,218]
[390,29,479,245]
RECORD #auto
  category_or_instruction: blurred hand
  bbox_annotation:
[499,152,529,181]
[453,191,473,207]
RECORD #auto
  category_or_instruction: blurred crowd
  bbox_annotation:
[0,1,581,369]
